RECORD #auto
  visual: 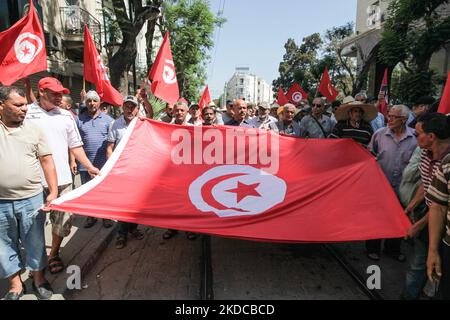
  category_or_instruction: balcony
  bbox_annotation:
[60,6,102,50]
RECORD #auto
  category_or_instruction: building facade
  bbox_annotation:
[224,67,273,105]
[340,0,450,97]
[0,0,159,103]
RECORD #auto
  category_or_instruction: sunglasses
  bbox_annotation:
[387,114,405,120]
[312,104,323,108]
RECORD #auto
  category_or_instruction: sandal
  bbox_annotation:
[48,256,64,274]
[163,229,178,240]
[130,229,144,240]
[115,235,127,249]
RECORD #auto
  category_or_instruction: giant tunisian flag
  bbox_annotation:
[0,1,47,85]
[50,120,410,242]
[147,32,179,104]
[83,25,123,106]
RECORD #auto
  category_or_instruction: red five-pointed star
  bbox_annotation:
[22,46,31,56]
[226,182,261,203]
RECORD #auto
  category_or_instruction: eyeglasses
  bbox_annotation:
[387,114,405,120]
[312,104,322,108]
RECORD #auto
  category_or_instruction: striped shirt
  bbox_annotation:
[76,111,114,171]
[426,154,450,246]
[420,147,450,206]
[329,120,374,147]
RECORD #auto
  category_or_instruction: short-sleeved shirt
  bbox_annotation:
[242,116,279,132]
[0,120,52,200]
[107,115,129,146]
[299,115,335,138]
[276,120,301,137]
[426,154,450,246]
[368,126,417,193]
[421,147,450,207]
[329,120,374,147]
[76,111,114,171]
[26,101,83,187]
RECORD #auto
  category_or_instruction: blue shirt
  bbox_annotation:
[368,127,417,193]
[76,111,114,171]
[370,112,385,132]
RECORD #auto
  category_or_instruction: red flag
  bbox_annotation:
[277,86,289,106]
[318,67,339,102]
[286,83,308,105]
[438,71,450,115]
[50,120,410,243]
[148,32,180,105]
[0,1,47,86]
[83,25,123,106]
[378,68,389,117]
[199,85,211,112]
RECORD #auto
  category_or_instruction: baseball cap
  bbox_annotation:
[123,95,138,106]
[38,77,70,94]
[258,102,270,109]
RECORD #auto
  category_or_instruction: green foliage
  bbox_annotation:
[161,0,225,102]
[148,90,167,119]
[379,0,450,101]
[273,23,355,100]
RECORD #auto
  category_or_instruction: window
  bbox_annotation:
[240,78,244,85]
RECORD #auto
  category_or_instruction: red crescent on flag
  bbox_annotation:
[200,173,250,212]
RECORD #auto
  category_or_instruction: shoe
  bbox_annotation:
[384,250,406,262]
[367,253,380,261]
[115,235,127,249]
[84,217,97,228]
[392,253,406,262]
[130,228,144,240]
[32,281,53,300]
[2,283,26,300]
[186,232,197,240]
[102,219,113,228]
[163,229,178,240]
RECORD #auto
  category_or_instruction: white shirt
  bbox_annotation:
[26,101,83,187]
[107,115,129,145]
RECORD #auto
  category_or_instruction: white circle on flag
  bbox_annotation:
[189,165,287,218]
[163,59,177,84]
[14,32,43,64]
[292,92,303,103]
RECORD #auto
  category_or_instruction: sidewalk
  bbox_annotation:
[0,177,117,300]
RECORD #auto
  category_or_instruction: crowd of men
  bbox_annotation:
[0,76,449,301]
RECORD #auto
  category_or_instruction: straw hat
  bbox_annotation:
[335,101,378,122]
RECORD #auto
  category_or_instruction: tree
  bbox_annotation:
[379,0,450,103]
[159,0,225,102]
[272,33,322,100]
[108,0,161,90]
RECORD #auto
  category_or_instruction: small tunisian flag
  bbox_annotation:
[318,67,339,102]
[286,83,308,105]
[438,71,450,115]
[83,25,123,106]
[148,32,180,104]
[277,86,289,106]
[199,85,211,112]
[50,120,410,243]
[378,68,389,118]
[0,0,47,85]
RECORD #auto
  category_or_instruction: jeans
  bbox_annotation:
[401,238,428,299]
[0,193,47,279]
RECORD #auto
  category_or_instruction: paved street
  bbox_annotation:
[67,225,419,300]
